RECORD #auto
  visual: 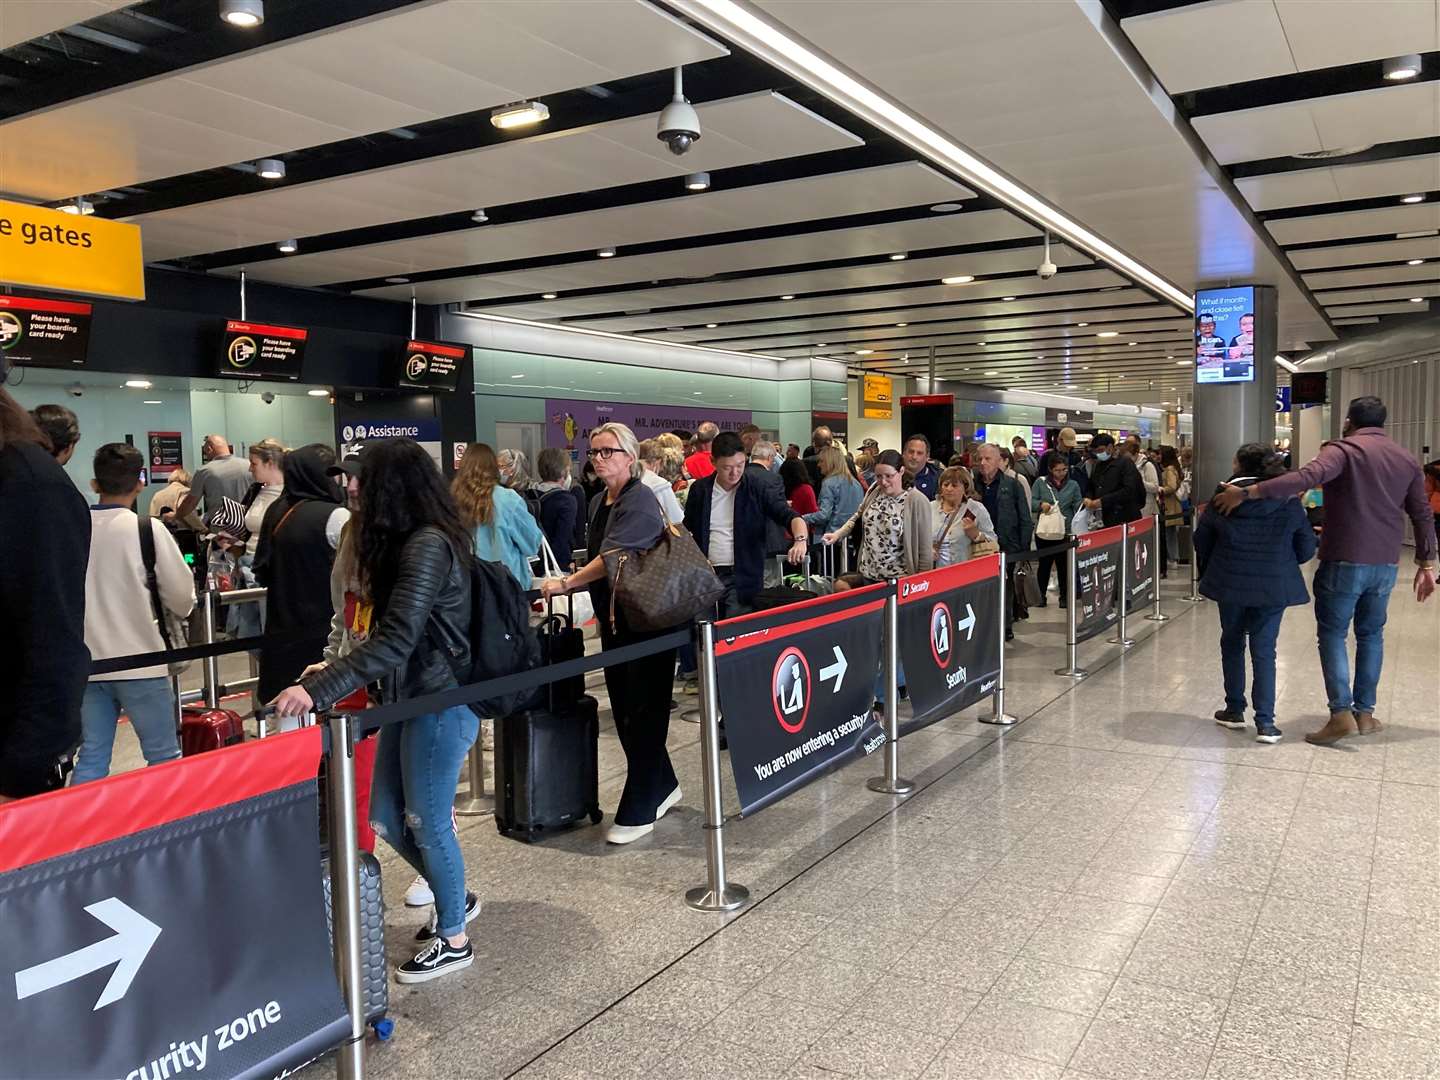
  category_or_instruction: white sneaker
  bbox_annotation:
[656,784,682,821]
[403,875,434,907]
[606,785,682,844]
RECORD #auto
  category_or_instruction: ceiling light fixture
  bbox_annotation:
[596,246,616,258]
[976,341,987,346]
[1400,193,1425,204]
[1176,359,1192,365]
[896,322,908,327]
[125,380,152,389]
[685,172,710,191]
[219,0,264,28]
[704,322,717,328]
[541,292,558,300]
[781,294,796,300]
[276,238,298,254]
[889,252,908,261]
[143,400,163,405]
[384,276,410,284]
[1407,258,1425,266]
[1129,341,1139,346]
[1097,331,1119,338]
[471,208,489,224]
[490,100,550,129]
[929,203,963,213]
[1002,295,1017,301]
[984,370,998,375]
[256,158,285,180]
[854,349,874,355]
[1410,296,1425,303]
[307,389,331,397]
[676,0,1194,312]
[1077,322,1089,327]
[1383,54,1422,81]
[942,275,975,285]
[815,342,828,347]
[59,197,94,216]
[512,374,527,379]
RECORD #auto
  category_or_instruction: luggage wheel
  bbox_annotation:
[589,809,604,825]
[372,1017,395,1042]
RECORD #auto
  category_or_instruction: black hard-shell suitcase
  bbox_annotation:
[494,694,603,843]
[535,596,585,709]
[321,852,394,1041]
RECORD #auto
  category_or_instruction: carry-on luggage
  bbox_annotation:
[494,693,603,843]
[179,704,245,755]
[534,595,585,710]
[321,851,393,1041]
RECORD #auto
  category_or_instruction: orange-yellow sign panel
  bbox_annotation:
[0,199,145,301]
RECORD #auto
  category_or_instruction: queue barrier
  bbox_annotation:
[1054,514,1169,679]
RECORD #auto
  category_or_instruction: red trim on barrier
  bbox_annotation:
[1077,524,1126,551]
[0,728,323,873]
[1126,519,1152,539]
[897,554,1001,604]
[715,597,887,656]
[716,579,889,631]
[225,319,308,340]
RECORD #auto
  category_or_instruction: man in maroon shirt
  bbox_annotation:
[1213,396,1437,745]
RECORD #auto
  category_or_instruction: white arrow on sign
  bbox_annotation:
[14,898,161,1011]
[957,603,977,641]
[819,646,848,692]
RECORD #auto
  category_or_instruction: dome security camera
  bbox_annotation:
[1037,231,1058,280]
[66,382,83,398]
[657,67,701,157]
[260,391,276,405]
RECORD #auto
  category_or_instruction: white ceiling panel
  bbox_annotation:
[692,312,1185,350]
[130,92,860,262]
[1268,202,1440,245]
[1277,0,1440,72]
[1314,281,1440,305]
[219,162,972,286]
[1237,155,1440,212]
[1194,81,1440,165]
[1333,316,1382,325]
[1325,299,1432,316]
[1287,235,1440,268]
[359,207,1012,303]
[1303,262,1440,289]
[0,1,132,50]
[0,0,727,201]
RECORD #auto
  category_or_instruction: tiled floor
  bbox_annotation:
[111,567,1439,1080]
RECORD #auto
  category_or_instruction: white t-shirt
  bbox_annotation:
[640,468,684,526]
[708,481,737,567]
[242,483,283,555]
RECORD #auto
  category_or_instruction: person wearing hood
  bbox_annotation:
[253,444,349,722]
[1194,443,1317,745]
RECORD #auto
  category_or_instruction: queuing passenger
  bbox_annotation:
[1000,446,1033,506]
[579,457,604,505]
[684,421,719,480]
[1041,427,1089,498]
[1426,459,1440,537]
[638,438,684,527]
[1010,436,1038,482]
[903,434,941,499]
[73,442,193,782]
[1211,396,1437,745]
[274,439,480,983]
[803,426,833,493]
[30,403,80,465]
[744,439,790,587]
[1031,457,1082,607]
[686,430,808,616]
[228,438,286,670]
[786,443,801,460]
[781,456,819,516]
[453,443,543,588]
[749,438,780,474]
[253,445,349,720]
[806,445,864,540]
[497,447,533,491]
[1159,445,1184,576]
[974,444,1034,641]
[534,447,580,568]
[178,434,251,521]
[1083,433,1145,527]
[739,424,762,455]
[1195,443,1316,744]
[932,465,996,568]
[541,423,683,843]
[148,467,198,528]
[854,451,876,488]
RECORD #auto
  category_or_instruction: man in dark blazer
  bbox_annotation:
[1084,433,1145,527]
[685,431,808,616]
[973,443,1034,641]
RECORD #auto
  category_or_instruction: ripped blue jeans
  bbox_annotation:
[369,705,478,937]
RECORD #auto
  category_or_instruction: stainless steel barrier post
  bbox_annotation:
[325,711,366,1080]
[1107,530,1136,648]
[980,552,1018,725]
[1182,516,1203,602]
[202,590,220,709]
[1145,514,1170,623]
[686,620,749,912]
[1054,541,1089,679]
[454,739,494,817]
[867,581,916,794]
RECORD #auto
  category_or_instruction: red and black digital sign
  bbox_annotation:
[397,339,467,392]
[218,320,307,382]
[0,294,92,369]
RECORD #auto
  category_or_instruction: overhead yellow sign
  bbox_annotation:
[862,373,893,419]
[0,199,145,301]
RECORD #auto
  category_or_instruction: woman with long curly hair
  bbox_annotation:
[271,439,480,984]
[452,442,542,587]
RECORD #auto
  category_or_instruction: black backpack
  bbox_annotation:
[446,558,541,718]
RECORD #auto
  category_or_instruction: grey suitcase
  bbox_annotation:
[322,852,394,1041]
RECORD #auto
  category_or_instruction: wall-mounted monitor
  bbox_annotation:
[396,339,467,392]
[1194,286,1255,384]
[0,294,92,368]
[1290,371,1328,406]
[218,319,306,382]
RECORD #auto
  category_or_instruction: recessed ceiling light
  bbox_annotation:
[1176,359,1192,365]
[59,197,94,216]
[855,349,874,355]
[976,341,987,346]
[896,322,908,327]
[276,238,298,254]
[256,158,285,180]
[307,389,331,397]
[1002,295,1017,302]
[666,326,686,332]
[1077,322,1089,327]
[1400,194,1425,204]
[541,292,558,300]
[1118,374,1125,379]
[512,374,527,379]
[1129,341,1139,346]
[781,294,796,301]
[685,172,710,191]
[706,322,718,328]
[889,252,908,261]
[984,370,998,375]
[1407,258,1425,266]
[143,400,163,405]
[1082,365,1090,370]
[929,203,963,213]
[942,275,975,285]
[490,100,550,129]
[219,0,264,28]
[596,246,616,258]
[471,208,489,224]
[1383,54,1422,81]
[1410,297,1425,303]
[1097,331,1118,338]
[385,276,410,284]
[125,380,152,389]
[692,390,702,395]
[815,342,828,347]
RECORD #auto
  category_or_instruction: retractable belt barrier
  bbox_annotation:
[1055,516,1168,680]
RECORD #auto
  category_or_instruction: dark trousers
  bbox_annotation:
[600,625,679,826]
[1037,549,1068,605]
[1217,603,1285,729]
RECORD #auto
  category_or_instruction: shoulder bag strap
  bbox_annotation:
[271,501,304,537]
[137,517,175,651]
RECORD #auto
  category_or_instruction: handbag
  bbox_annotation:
[532,535,594,628]
[1036,500,1066,541]
[1016,561,1043,608]
[137,517,192,675]
[602,492,724,632]
[967,536,999,559]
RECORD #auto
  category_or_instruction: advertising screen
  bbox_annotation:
[218,320,306,382]
[1194,287,1255,384]
[397,339,467,392]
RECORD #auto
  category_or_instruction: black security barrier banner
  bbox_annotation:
[714,585,888,816]
[1074,525,1124,642]
[0,731,348,1080]
[895,555,1003,736]
[1123,518,1157,613]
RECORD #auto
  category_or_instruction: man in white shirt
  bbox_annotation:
[74,443,196,783]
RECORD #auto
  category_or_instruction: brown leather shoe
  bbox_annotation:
[1305,710,1359,746]
[1355,710,1383,736]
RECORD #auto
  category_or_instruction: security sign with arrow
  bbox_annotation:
[15,898,160,1011]
[896,556,1003,736]
[818,646,848,692]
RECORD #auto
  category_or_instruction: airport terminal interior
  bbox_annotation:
[1,1,1437,1079]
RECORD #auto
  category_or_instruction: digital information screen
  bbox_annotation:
[398,339,467,392]
[1194,286,1255,384]
[0,294,92,368]
[219,320,307,382]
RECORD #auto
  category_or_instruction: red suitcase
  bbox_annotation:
[179,705,245,756]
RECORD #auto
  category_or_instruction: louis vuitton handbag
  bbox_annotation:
[603,496,724,632]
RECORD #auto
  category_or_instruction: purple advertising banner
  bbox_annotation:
[546,398,753,455]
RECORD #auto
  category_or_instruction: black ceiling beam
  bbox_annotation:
[716,311,1188,351]
[1181,53,1439,118]
[1228,137,1440,179]
[1258,191,1438,223]
[1282,229,1440,253]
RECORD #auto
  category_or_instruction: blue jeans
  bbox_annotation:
[370,705,478,937]
[1313,561,1397,714]
[74,678,180,783]
[1217,604,1285,729]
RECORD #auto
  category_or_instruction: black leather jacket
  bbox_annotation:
[302,527,470,711]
